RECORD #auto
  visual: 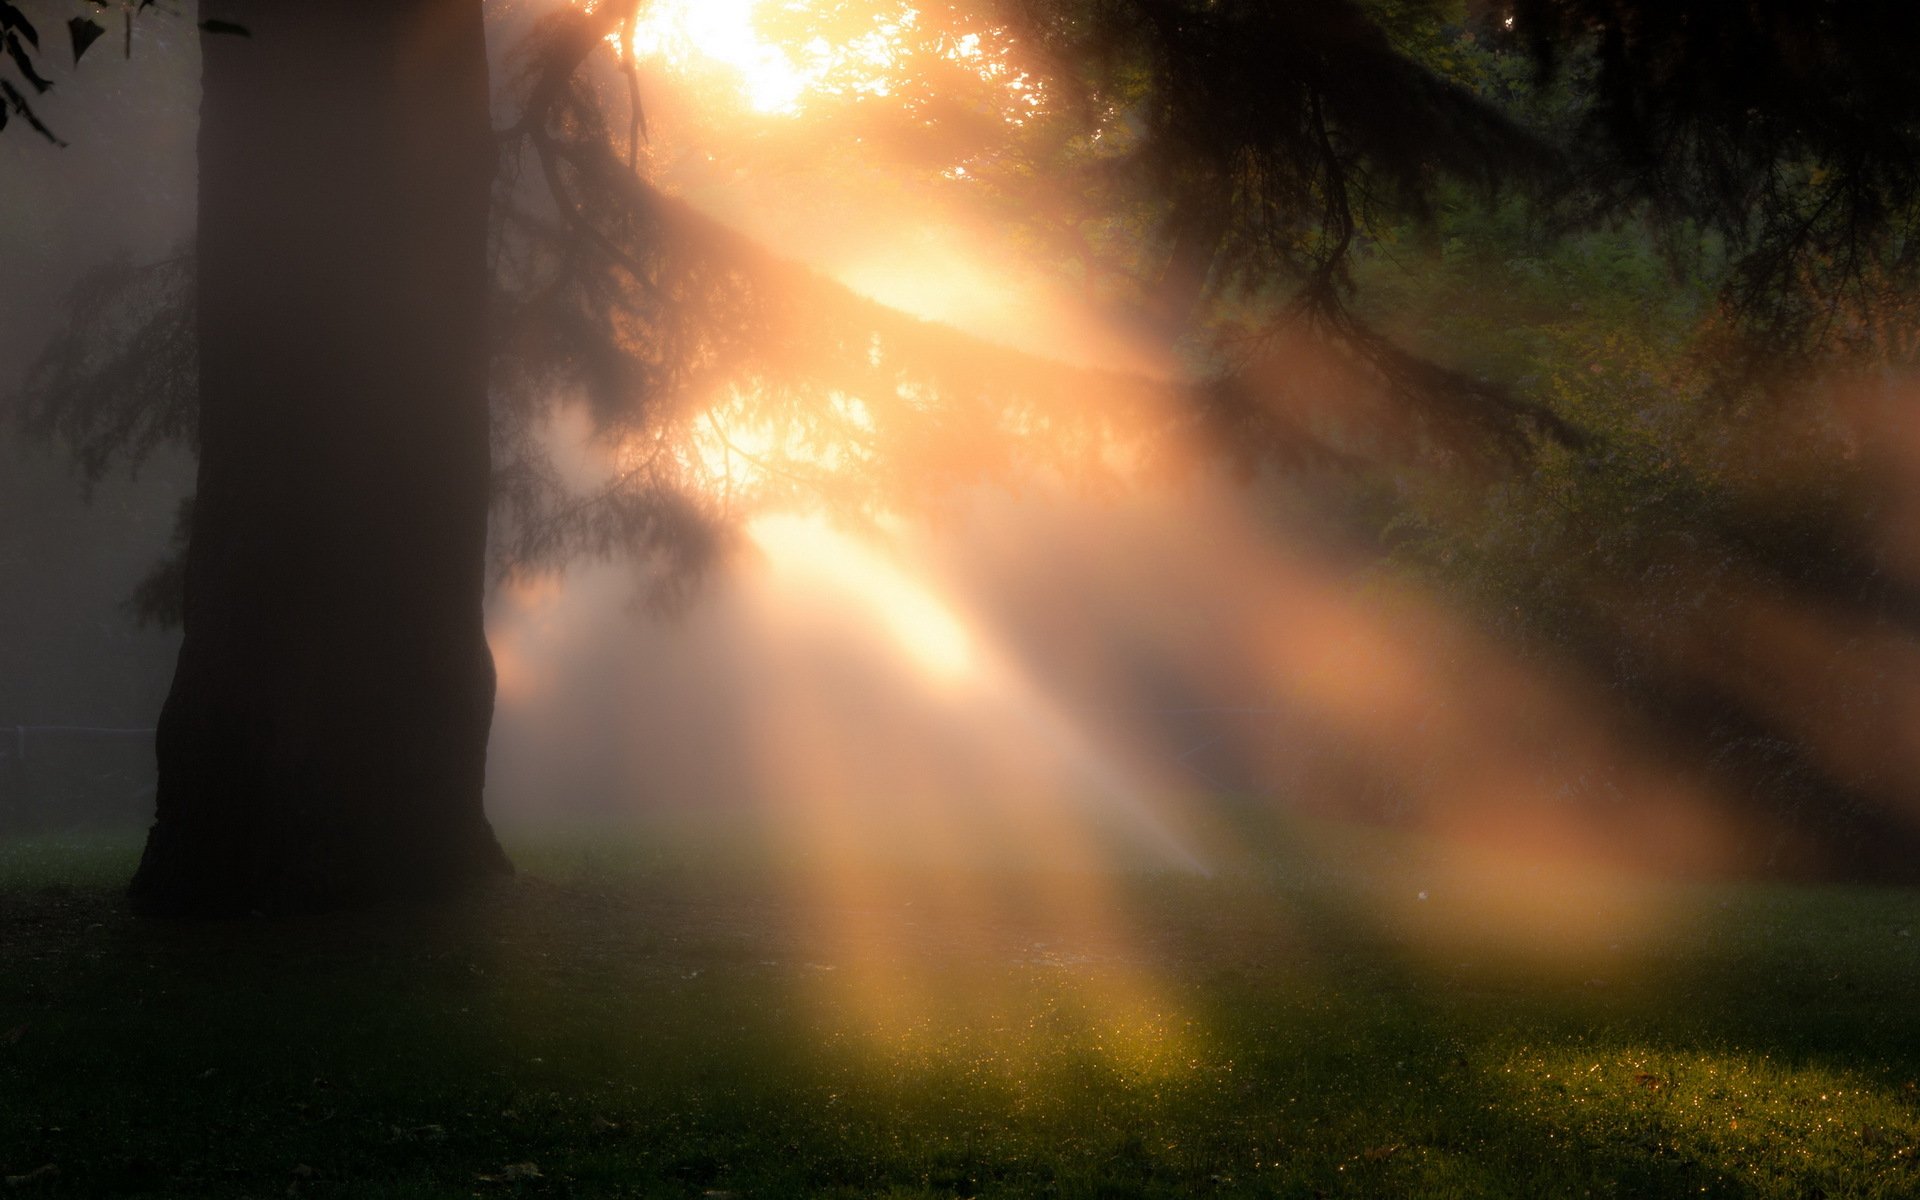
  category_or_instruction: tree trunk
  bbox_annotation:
[130,0,511,914]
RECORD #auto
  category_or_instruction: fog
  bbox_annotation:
[6,0,1920,961]
[9,10,1920,1195]
[0,10,193,828]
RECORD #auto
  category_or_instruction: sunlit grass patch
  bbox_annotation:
[1460,1046,1920,1198]
[1,820,1916,1197]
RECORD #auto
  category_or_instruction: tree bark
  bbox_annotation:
[130,0,511,914]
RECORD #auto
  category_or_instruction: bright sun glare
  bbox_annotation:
[624,0,904,114]
[628,0,824,113]
[481,5,1758,1066]
[621,0,1036,118]
[749,512,975,680]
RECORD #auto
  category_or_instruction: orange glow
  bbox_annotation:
[750,512,975,680]
[505,0,1920,1055]
[829,229,1161,371]
[913,481,1755,972]
[594,0,1159,374]
[487,570,568,703]
[701,510,1213,1064]
[628,0,832,114]
[623,0,1034,118]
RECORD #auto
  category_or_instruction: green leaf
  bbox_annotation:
[68,16,104,64]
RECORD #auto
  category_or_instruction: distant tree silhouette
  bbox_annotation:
[1507,0,1920,364]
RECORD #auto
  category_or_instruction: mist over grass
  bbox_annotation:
[7,4,1920,1190]
[4,819,1916,1198]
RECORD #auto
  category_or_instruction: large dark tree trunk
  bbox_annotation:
[130,0,511,914]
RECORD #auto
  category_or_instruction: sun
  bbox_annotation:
[620,0,1039,119]
[627,0,829,114]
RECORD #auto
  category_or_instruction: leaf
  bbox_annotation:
[68,17,104,64]
[0,3,38,49]
[198,19,249,37]
[0,77,63,145]
[5,31,50,92]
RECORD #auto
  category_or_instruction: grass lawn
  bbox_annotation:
[2,820,1918,1198]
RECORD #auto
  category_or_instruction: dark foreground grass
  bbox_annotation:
[2,824,1918,1198]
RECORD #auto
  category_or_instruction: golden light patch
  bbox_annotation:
[627,0,829,114]
[749,512,976,681]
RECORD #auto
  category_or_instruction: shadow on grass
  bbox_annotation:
[0,826,1916,1197]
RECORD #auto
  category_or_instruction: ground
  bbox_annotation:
[1,818,1917,1198]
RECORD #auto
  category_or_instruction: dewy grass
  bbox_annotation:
[1,823,1917,1198]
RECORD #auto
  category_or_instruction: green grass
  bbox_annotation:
[2,822,1918,1198]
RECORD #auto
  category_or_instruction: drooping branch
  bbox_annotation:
[12,251,197,488]
[1510,0,1920,361]
[1008,0,1572,455]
